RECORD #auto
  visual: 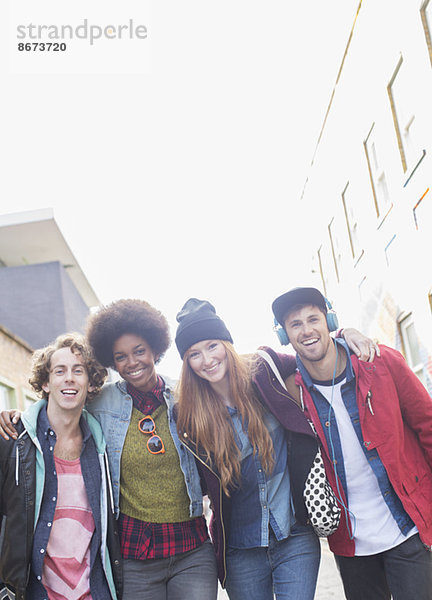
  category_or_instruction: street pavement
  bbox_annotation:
[217,539,344,599]
[315,539,344,599]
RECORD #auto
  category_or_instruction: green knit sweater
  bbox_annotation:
[120,405,192,523]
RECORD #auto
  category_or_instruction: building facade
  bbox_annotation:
[0,261,91,351]
[300,1,432,393]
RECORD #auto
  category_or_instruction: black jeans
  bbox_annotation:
[335,534,432,600]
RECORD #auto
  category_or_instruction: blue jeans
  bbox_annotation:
[122,539,218,600]
[225,525,321,600]
[335,534,432,600]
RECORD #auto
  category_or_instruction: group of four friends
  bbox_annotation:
[0,286,431,600]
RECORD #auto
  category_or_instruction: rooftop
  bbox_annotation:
[0,208,99,308]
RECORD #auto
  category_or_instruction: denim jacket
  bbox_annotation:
[87,376,204,519]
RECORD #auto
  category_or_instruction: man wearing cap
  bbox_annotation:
[271,287,432,600]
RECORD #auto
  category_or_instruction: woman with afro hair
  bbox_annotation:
[84,299,218,600]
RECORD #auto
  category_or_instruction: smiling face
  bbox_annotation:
[187,339,229,387]
[112,333,158,393]
[283,304,333,365]
[42,347,92,415]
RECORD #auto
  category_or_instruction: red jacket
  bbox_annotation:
[296,345,432,556]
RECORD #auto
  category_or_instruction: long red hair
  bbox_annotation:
[176,341,274,495]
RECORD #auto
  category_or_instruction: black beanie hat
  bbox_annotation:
[175,298,233,359]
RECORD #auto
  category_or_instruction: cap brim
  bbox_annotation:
[272,287,326,325]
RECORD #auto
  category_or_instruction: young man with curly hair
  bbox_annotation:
[0,333,122,600]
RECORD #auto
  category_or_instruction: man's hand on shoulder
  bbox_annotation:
[342,328,381,362]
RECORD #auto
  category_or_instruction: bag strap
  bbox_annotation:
[255,349,287,390]
[255,349,306,413]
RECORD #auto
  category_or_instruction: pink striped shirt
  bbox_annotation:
[42,456,95,600]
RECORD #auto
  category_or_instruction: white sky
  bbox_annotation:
[0,0,360,377]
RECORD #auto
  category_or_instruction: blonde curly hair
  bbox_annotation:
[29,332,107,401]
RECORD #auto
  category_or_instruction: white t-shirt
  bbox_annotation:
[315,378,417,555]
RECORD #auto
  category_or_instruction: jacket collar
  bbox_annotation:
[114,374,178,409]
[21,397,106,454]
[21,398,47,439]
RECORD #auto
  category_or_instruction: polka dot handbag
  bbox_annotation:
[255,349,341,538]
[303,447,341,537]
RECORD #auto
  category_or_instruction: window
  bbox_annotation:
[421,0,432,67]
[328,217,342,283]
[341,182,363,263]
[317,246,328,298]
[387,56,423,174]
[23,389,38,409]
[364,123,392,219]
[358,275,367,302]
[317,241,338,298]
[0,380,16,411]
[399,313,425,385]
[384,234,397,267]
[413,188,430,230]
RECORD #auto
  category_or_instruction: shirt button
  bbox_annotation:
[49,447,53,451]
[37,576,41,581]
[40,548,45,554]
[47,522,52,527]
[325,421,330,427]
[52,497,56,502]
[49,431,54,436]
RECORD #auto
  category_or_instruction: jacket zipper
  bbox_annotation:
[180,438,227,588]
